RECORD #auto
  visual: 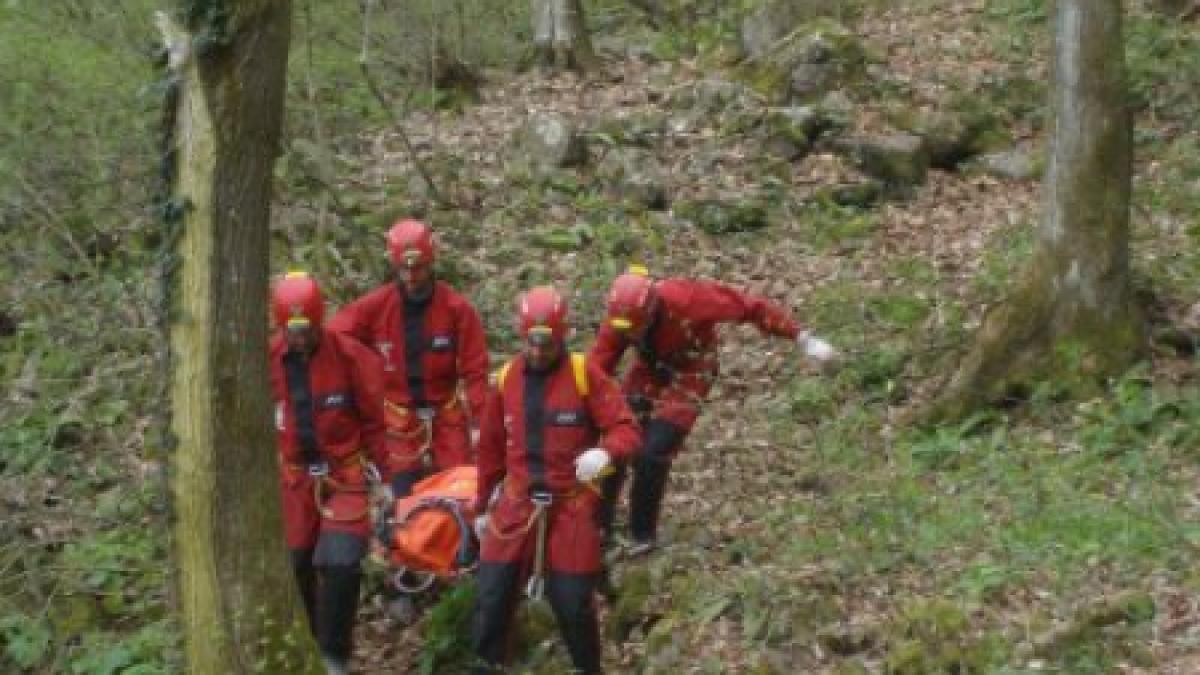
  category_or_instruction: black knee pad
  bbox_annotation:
[640,419,685,464]
[314,531,366,567]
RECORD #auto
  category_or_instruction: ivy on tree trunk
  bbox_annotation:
[160,1,321,672]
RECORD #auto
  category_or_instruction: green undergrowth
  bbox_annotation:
[665,361,1198,672]
[753,367,1199,672]
[0,256,177,671]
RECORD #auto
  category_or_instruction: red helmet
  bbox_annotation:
[518,286,568,345]
[386,219,435,268]
[605,266,655,332]
[272,271,324,330]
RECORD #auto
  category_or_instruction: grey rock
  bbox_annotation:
[743,19,867,104]
[516,112,588,170]
[835,134,929,187]
[740,0,848,62]
[974,150,1040,180]
[598,147,669,210]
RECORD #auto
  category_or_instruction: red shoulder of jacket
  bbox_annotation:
[654,278,695,303]
[324,329,377,362]
[356,283,400,310]
[328,283,396,330]
[433,280,477,312]
[268,332,287,359]
[654,277,702,312]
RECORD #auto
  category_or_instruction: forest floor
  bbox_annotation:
[332,2,1200,674]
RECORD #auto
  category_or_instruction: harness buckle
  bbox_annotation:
[307,462,330,478]
[416,407,436,422]
[525,574,546,601]
[364,462,382,485]
[530,490,553,508]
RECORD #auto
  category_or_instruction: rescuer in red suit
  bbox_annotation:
[330,219,490,623]
[268,271,387,675]
[472,286,640,675]
[589,266,838,556]
[329,219,489,498]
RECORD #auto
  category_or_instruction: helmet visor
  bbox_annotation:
[609,317,634,332]
[525,325,555,346]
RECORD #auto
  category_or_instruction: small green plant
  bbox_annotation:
[954,561,1021,605]
[842,341,909,401]
[419,578,478,674]
[866,293,931,331]
[785,376,837,423]
[973,221,1035,298]
[903,412,1002,471]
[1073,372,1164,456]
[0,613,51,671]
[798,200,880,252]
[1125,13,1200,123]
[984,0,1048,24]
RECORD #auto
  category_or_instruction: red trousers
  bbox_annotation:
[623,357,717,451]
[480,488,603,575]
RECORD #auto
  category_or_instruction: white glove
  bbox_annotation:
[798,331,837,362]
[474,514,489,541]
[575,447,612,482]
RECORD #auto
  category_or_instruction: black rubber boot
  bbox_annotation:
[629,454,670,546]
[316,564,362,664]
[290,548,318,633]
[472,562,522,674]
[598,459,628,546]
[546,572,603,675]
[629,419,685,545]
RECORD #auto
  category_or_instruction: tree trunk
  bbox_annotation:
[926,0,1145,422]
[531,0,598,71]
[159,2,320,673]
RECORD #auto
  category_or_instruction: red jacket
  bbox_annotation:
[590,278,801,379]
[329,281,489,420]
[269,330,387,467]
[475,354,640,508]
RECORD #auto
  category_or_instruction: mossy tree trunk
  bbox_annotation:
[160,2,320,673]
[531,0,598,71]
[927,0,1145,422]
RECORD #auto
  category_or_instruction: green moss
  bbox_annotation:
[882,598,1006,674]
[739,19,867,103]
[606,567,654,641]
[1031,592,1157,670]
[675,199,768,235]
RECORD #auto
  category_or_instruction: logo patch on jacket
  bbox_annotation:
[549,409,588,427]
[430,335,455,352]
[318,392,353,409]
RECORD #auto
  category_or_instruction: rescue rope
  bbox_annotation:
[291,453,373,523]
[525,495,552,602]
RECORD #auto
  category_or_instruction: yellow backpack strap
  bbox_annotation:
[570,353,589,398]
[494,360,513,388]
[495,356,586,396]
